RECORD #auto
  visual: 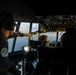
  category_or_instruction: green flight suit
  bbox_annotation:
[0,30,9,75]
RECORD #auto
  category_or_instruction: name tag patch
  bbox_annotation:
[0,47,8,57]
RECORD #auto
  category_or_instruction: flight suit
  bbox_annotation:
[0,30,9,75]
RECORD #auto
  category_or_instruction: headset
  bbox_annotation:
[0,11,16,30]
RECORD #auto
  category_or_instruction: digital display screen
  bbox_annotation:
[23,46,30,53]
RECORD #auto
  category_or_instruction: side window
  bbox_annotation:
[58,31,65,41]
[31,23,39,32]
[14,36,28,52]
[32,34,39,40]
[31,23,39,40]
[8,38,14,53]
[14,22,30,52]
[19,22,30,33]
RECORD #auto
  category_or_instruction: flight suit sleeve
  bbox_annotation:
[0,38,9,75]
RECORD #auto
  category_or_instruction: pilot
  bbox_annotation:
[38,35,50,47]
[60,27,76,48]
[0,11,16,75]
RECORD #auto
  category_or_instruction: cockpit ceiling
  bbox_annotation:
[0,0,36,22]
[37,15,76,32]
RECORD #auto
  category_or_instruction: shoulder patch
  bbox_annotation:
[0,47,8,57]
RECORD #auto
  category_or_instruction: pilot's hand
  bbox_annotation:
[15,32,25,37]
[15,32,21,36]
